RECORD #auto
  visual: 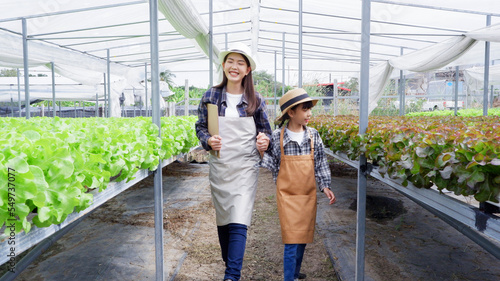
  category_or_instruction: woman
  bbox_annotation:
[195,42,272,281]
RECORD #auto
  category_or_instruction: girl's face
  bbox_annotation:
[288,103,312,127]
[222,53,251,85]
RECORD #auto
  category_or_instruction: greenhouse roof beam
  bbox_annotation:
[259,36,398,58]
[259,29,421,51]
[261,20,453,44]
[83,36,187,52]
[0,1,145,23]
[214,21,250,29]
[28,19,173,38]
[127,55,209,68]
[200,7,251,15]
[110,46,197,59]
[213,29,251,36]
[261,5,467,33]
[116,52,202,64]
[372,0,500,17]
[258,42,367,61]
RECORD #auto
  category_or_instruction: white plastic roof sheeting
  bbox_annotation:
[0,0,499,115]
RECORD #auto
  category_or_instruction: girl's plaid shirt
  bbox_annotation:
[261,126,331,192]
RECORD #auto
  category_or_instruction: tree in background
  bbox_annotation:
[159,69,176,88]
[0,68,17,77]
[253,70,291,98]
[344,77,359,94]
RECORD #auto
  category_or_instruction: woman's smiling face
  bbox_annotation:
[222,52,251,85]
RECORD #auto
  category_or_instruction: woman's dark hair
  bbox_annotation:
[214,54,259,115]
[279,100,313,127]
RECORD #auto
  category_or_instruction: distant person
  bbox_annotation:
[261,88,336,281]
[195,42,272,281]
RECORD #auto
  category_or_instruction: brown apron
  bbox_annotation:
[276,126,317,244]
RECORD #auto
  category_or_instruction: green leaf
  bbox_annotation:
[467,170,485,188]
[439,166,453,180]
[6,156,29,174]
[22,130,41,141]
[37,206,51,222]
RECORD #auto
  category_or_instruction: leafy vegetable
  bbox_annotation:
[0,116,198,234]
[310,115,500,203]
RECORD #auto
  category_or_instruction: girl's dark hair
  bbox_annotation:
[214,54,259,115]
[279,101,313,127]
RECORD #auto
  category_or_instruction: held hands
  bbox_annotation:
[323,188,336,205]
[209,133,268,153]
[256,132,270,153]
[208,135,222,151]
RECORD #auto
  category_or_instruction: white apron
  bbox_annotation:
[209,116,260,226]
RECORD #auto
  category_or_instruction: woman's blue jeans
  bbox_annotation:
[284,243,306,281]
[217,223,248,281]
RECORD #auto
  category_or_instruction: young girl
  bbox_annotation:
[261,88,336,281]
[195,42,272,281]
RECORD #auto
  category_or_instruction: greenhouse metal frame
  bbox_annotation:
[1,1,500,280]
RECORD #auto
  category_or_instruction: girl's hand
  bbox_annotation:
[256,132,270,152]
[208,135,222,151]
[323,188,336,205]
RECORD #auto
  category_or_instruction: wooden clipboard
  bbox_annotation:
[207,103,220,158]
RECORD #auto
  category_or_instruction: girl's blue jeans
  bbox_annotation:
[217,223,248,281]
[284,243,306,281]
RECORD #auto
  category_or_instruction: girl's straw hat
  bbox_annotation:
[276,88,318,122]
[219,42,257,70]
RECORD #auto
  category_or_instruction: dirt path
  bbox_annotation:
[172,163,337,281]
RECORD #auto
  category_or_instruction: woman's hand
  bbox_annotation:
[208,135,222,151]
[256,132,270,153]
[323,188,336,205]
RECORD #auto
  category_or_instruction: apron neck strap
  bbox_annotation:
[309,129,314,155]
[280,126,286,156]
[280,126,315,156]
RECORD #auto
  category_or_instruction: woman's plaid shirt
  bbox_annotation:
[261,126,332,192]
[195,86,272,151]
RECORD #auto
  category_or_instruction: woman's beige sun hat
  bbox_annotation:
[276,88,318,122]
[219,42,257,70]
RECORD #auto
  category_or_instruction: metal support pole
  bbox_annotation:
[357,1,371,280]
[298,0,303,87]
[282,32,286,97]
[274,50,278,125]
[145,63,149,117]
[51,62,56,118]
[454,66,459,116]
[58,101,61,116]
[225,33,228,50]
[184,79,189,116]
[133,88,137,118]
[149,0,164,280]
[22,18,30,119]
[107,49,112,118]
[334,79,338,116]
[103,73,107,117]
[10,98,14,117]
[17,69,21,117]
[490,85,494,108]
[398,48,404,116]
[95,93,98,117]
[483,15,491,116]
[209,0,213,87]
